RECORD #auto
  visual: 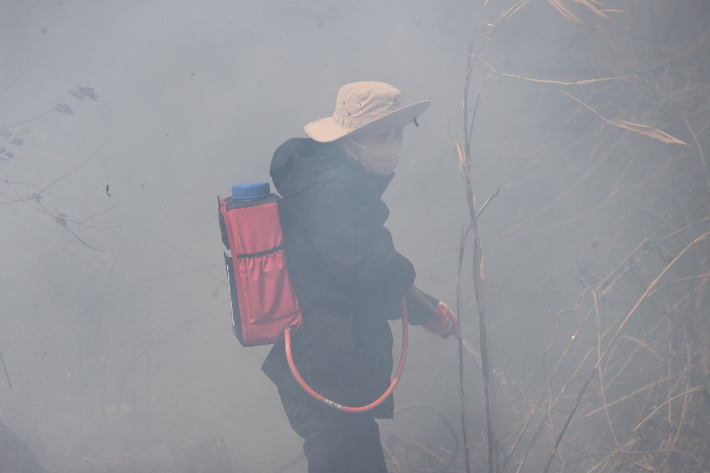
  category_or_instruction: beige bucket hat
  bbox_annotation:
[304,81,430,143]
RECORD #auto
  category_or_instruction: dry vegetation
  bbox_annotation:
[389,1,710,472]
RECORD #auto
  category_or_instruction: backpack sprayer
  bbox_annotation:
[219,182,417,413]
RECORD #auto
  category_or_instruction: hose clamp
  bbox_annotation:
[323,398,344,411]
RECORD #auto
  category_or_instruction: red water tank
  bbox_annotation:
[218,182,301,347]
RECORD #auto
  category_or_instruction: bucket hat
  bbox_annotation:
[304,81,430,143]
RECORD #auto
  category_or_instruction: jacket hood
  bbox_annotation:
[270,138,394,198]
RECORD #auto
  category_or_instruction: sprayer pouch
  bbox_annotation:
[219,194,301,347]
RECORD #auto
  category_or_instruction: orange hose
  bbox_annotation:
[284,297,408,413]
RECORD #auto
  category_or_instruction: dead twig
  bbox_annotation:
[475,179,510,219]
[559,90,688,146]
[581,376,671,419]
[80,203,119,225]
[1,72,93,150]
[0,70,28,97]
[0,139,113,250]
[597,385,707,473]
[0,351,11,390]
[543,230,710,473]
[597,230,710,366]
[382,443,402,473]
[394,403,460,473]
[454,7,538,471]
[681,115,709,194]
[456,222,475,473]
[37,139,112,196]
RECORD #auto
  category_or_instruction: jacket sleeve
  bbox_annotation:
[380,287,438,325]
[403,289,439,325]
[309,181,416,303]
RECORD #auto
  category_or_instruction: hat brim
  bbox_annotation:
[304,100,431,143]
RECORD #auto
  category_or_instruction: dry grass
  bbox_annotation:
[397,1,710,473]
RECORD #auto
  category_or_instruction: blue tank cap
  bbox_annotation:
[232,182,270,200]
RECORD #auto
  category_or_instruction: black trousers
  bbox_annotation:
[276,375,388,473]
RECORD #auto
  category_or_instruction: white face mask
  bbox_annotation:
[340,129,403,176]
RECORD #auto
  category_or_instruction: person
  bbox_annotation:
[261,81,458,473]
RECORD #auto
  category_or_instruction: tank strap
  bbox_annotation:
[235,244,284,259]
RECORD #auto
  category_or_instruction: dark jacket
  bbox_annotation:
[261,138,436,418]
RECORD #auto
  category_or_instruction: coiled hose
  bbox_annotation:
[284,297,408,413]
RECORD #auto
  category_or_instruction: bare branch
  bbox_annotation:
[475,178,510,219]
[1,72,94,149]
[560,90,688,145]
[38,139,112,195]
[80,202,118,225]
[0,70,28,97]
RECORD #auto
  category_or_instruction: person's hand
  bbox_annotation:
[423,302,458,339]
